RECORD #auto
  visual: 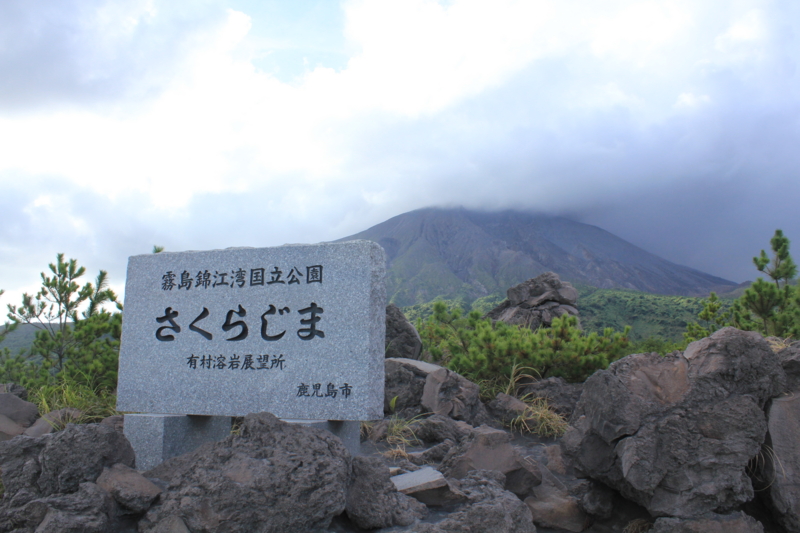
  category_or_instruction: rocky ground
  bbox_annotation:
[3,325,800,532]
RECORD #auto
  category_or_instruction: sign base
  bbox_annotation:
[124,414,362,471]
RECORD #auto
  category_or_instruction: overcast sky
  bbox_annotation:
[1,0,799,310]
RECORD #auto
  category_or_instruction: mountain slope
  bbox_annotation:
[340,207,736,306]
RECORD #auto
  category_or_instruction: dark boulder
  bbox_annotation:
[38,423,135,496]
[139,412,351,533]
[576,480,615,520]
[0,423,134,533]
[407,470,537,533]
[385,358,440,414]
[386,303,423,359]
[148,515,190,533]
[6,482,117,533]
[777,342,800,392]
[422,367,492,426]
[486,392,528,425]
[0,383,27,400]
[384,358,491,426]
[0,423,135,506]
[345,456,426,529]
[440,425,542,499]
[0,392,38,429]
[409,414,474,444]
[524,473,587,533]
[650,511,765,532]
[96,463,162,515]
[486,272,579,330]
[408,439,457,465]
[519,377,583,419]
[756,392,800,532]
[562,328,785,518]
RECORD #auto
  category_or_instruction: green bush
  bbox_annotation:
[2,254,121,391]
[418,301,630,385]
[678,230,799,343]
[624,336,685,356]
[730,230,799,338]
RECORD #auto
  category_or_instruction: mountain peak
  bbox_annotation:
[340,207,735,306]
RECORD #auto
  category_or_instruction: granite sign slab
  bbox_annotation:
[117,241,386,420]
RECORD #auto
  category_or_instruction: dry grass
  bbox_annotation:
[504,363,541,396]
[509,396,568,438]
[360,420,374,440]
[385,415,423,447]
[622,518,653,533]
[765,336,794,353]
[748,443,787,491]
[476,363,541,402]
[363,413,426,446]
[382,445,413,461]
[367,413,427,461]
[230,416,244,436]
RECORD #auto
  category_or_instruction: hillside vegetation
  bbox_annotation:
[576,286,711,341]
[402,286,716,342]
[0,324,47,354]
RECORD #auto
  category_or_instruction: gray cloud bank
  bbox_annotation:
[1,1,799,303]
[0,0,227,112]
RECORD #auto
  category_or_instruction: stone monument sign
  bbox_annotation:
[117,241,386,421]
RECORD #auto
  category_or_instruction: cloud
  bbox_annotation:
[1,0,799,307]
[0,0,229,112]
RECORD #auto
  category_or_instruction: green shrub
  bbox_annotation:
[2,254,121,391]
[624,336,685,356]
[730,230,799,338]
[418,301,630,385]
[677,230,799,344]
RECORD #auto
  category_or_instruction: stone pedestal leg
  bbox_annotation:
[124,414,232,471]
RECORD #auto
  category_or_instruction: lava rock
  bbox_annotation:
[139,412,351,533]
[386,303,423,360]
[345,456,426,529]
[408,470,537,533]
[486,272,580,330]
[650,511,765,532]
[0,422,135,508]
[562,328,786,518]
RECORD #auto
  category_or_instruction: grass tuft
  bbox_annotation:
[382,445,412,461]
[476,363,541,402]
[509,396,568,438]
[748,443,787,491]
[230,417,244,436]
[765,336,794,353]
[385,414,424,447]
[360,420,374,440]
[28,374,118,425]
